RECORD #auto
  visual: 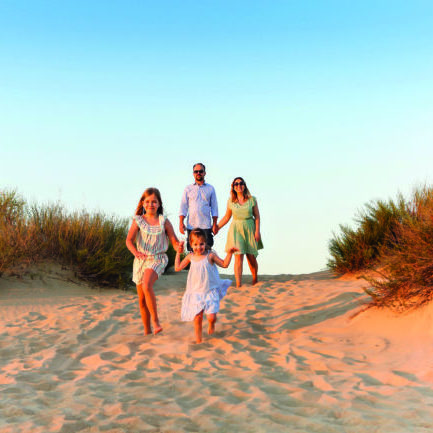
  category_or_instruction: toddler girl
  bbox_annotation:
[175,228,237,343]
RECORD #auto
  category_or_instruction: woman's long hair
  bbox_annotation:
[230,177,251,203]
[135,187,164,216]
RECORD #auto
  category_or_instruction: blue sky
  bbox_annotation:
[1,1,433,275]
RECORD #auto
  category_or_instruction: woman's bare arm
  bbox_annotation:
[253,201,261,242]
[217,206,232,230]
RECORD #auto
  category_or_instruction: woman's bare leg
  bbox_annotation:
[194,310,204,343]
[141,269,162,334]
[207,313,217,335]
[234,254,244,288]
[246,254,258,285]
[136,284,152,335]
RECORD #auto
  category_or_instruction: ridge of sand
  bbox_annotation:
[1,267,433,432]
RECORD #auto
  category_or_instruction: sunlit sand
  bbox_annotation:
[1,265,433,432]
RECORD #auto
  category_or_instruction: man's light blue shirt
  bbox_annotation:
[179,182,218,230]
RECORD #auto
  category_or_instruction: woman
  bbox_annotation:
[126,187,179,335]
[218,177,263,287]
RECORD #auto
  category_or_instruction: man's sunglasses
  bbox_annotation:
[194,170,204,174]
[233,182,245,187]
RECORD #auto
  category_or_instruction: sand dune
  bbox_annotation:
[1,266,433,432]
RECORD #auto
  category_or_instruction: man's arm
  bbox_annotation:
[212,216,218,235]
[179,215,186,235]
[179,187,189,234]
[210,186,219,234]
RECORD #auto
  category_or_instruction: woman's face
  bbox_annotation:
[233,178,245,193]
[143,194,160,214]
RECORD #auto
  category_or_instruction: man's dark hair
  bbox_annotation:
[193,162,206,171]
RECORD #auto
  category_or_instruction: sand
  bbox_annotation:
[1,265,433,433]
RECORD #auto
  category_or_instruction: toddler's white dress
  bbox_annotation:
[181,254,231,321]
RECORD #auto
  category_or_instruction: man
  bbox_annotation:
[179,163,219,251]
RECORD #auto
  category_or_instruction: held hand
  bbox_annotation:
[177,241,185,253]
[255,232,261,242]
[212,223,219,235]
[179,224,185,235]
[135,252,147,260]
[228,247,239,254]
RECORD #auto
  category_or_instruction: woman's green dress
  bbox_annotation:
[225,196,263,256]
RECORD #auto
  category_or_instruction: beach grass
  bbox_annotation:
[364,187,433,311]
[327,196,407,273]
[329,186,433,311]
[0,189,176,287]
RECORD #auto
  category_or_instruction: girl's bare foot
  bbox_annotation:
[153,323,163,335]
[252,276,258,285]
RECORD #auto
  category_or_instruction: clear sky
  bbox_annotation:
[1,1,433,275]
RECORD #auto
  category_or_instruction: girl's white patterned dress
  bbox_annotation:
[181,254,232,321]
[132,214,169,283]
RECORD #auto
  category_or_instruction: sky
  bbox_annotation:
[1,0,433,275]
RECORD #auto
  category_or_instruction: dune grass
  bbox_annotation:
[327,196,408,274]
[364,187,433,311]
[0,189,176,288]
[329,186,433,311]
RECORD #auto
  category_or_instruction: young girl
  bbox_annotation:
[126,188,179,335]
[175,228,238,343]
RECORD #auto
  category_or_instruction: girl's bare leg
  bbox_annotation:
[136,284,152,335]
[194,310,204,343]
[234,254,244,288]
[246,254,259,285]
[141,269,162,334]
[207,313,217,335]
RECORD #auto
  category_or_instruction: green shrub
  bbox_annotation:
[0,189,176,287]
[328,186,433,311]
[365,187,433,311]
[328,196,407,273]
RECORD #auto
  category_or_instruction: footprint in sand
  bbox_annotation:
[24,312,47,322]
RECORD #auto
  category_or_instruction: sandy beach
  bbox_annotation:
[1,266,433,433]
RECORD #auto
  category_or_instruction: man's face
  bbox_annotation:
[193,165,206,183]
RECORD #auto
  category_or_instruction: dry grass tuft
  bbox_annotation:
[365,187,433,311]
[327,196,407,274]
[329,186,433,311]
